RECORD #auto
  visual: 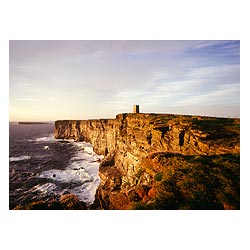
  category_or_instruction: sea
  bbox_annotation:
[9,122,103,209]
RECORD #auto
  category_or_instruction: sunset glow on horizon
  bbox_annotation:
[9,40,240,121]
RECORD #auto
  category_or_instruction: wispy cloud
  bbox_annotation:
[107,62,240,111]
[175,83,239,106]
[9,40,240,120]
[187,64,239,80]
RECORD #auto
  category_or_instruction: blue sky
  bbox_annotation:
[9,40,240,121]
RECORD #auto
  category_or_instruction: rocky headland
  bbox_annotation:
[54,113,240,210]
[18,122,50,125]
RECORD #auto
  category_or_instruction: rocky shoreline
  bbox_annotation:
[15,113,240,210]
[52,113,240,210]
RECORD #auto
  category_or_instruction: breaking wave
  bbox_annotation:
[28,134,55,142]
[9,155,31,162]
[38,140,103,205]
[9,122,103,209]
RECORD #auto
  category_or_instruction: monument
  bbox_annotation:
[133,105,139,113]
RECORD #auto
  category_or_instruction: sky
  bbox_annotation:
[9,40,240,121]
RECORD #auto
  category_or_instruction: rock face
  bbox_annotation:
[13,194,87,210]
[55,113,240,210]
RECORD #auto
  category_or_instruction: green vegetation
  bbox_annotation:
[133,153,240,210]
[154,172,163,181]
[192,117,240,141]
[192,117,238,131]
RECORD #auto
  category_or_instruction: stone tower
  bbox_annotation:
[133,105,139,113]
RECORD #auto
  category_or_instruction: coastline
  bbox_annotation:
[54,113,240,210]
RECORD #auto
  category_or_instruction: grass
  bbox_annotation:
[192,118,239,139]
[154,172,163,181]
[133,153,240,210]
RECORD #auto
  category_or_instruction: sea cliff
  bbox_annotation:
[55,113,240,209]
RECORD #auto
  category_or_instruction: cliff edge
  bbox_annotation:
[55,113,240,209]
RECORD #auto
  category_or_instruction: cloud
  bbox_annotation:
[188,41,240,61]
[9,40,197,65]
[175,82,240,106]
[9,40,240,120]
[108,63,240,110]
[187,64,239,80]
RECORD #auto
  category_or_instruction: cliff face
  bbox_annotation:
[55,119,116,156]
[55,113,240,210]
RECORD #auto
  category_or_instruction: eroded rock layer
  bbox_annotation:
[55,113,240,209]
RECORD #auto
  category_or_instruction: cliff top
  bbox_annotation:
[56,112,240,122]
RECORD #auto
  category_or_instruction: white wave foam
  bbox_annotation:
[28,134,55,142]
[40,168,90,183]
[38,140,103,205]
[56,138,75,143]
[9,155,31,162]
[71,177,100,204]
[84,146,94,154]
[35,135,54,142]
[31,183,58,195]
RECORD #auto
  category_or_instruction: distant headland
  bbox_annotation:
[18,122,50,125]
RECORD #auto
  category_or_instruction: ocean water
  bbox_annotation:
[9,122,103,209]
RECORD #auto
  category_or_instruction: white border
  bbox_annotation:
[1,1,248,250]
